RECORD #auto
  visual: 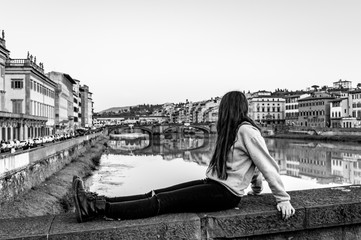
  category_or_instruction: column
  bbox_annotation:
[4,126,8,141]
[13,126,18,140]
[24,125,28,140]
[19,124,24,141]
[31,126,35,138]
[9,126,13,141]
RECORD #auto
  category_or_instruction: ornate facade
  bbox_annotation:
[0,30,56,141]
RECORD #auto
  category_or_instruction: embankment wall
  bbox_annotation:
[0,185,360,239]
[0,133,101,203]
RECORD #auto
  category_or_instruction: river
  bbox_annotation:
[86,132,361,197]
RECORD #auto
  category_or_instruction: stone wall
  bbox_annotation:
[0,185,360,239]
[0,133,101,203]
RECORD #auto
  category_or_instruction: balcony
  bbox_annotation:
[5,58,44,73]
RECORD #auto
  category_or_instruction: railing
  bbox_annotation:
[5,59,44,73]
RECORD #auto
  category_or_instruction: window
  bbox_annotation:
[12,99,23,113]
[11,79,23,89]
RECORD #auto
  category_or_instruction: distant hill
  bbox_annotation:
[99,106,132,114]
[98,104,163,116]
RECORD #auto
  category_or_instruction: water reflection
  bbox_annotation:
[87,133,361,196]
[109,133,150,151]
[265,138,361,185]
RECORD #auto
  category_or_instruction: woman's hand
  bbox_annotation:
[277,201,295,220]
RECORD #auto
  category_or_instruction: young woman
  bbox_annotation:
[73,91,295,223]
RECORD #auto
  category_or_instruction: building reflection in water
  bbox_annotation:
[265,139,361,185]
[109,133,150,151]
[93,132,361,197]
[108,133,361,185]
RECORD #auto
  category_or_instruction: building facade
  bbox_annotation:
[80,85,93,128]
[349,90,361,120]
[329,98,357,128]
[333,79,352,89]
[248,91,285,125]
[47,71,76,132]
[298,92,334,128]
[73,79,82,129]
[285,93,310,126]
[4,53,57,140]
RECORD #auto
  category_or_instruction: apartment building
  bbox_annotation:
[203,106,218,123]
[248,91,285,125]
[5,53,57,140]
[329,97,357,128]
[201,98,220,123]
[298,92,334,128]
[73,79,82,129]
[284,93,310,126]
[80,85,93,128]
[47,71,76,132]
[349,90,361,120]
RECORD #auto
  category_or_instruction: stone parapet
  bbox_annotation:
[1,185,360,239]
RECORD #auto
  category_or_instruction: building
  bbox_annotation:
[248,91,285,125]
[73,79,82,129]
[333,79,352,89]
[348,90,361,127]
[80,85,93,128]
[0,30,9,112]
[329,97,357,128]
[4,49,57,140]
[203,106,218,123]
[47,71,76,132]
[284,93,310,126]
[298,92,335,128]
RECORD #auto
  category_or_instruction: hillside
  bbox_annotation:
[99,104,163,116]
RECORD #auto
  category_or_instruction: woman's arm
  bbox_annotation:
[248,168,263,195]
[239,126,295,219]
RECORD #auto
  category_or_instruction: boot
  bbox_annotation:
[73,177,106,223]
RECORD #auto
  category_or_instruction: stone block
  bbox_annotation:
[0,215,54,240]
[289,185,361,229]
[201,193,305,239]
[48,213,201,240]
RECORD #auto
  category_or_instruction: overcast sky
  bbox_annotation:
[2,0,361,111]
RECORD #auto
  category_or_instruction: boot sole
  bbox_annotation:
[73,178,83,223]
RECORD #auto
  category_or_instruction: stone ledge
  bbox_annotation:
[1,185,361,240]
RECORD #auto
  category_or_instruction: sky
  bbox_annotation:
[2,0,361,112]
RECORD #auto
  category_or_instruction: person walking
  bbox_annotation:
[73,91,295,223]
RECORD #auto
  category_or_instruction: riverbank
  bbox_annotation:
[0,136,108,219]
[266,133,361,143]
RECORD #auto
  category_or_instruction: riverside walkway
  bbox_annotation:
[1,185,361,239]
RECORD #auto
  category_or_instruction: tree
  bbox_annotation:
[311,85,319,91]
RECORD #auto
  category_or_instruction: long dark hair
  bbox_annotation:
[209,91,260,180]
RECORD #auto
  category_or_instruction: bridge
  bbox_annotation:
[107,123,216,135]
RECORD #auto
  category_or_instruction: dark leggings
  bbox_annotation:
[105,179,241,220]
